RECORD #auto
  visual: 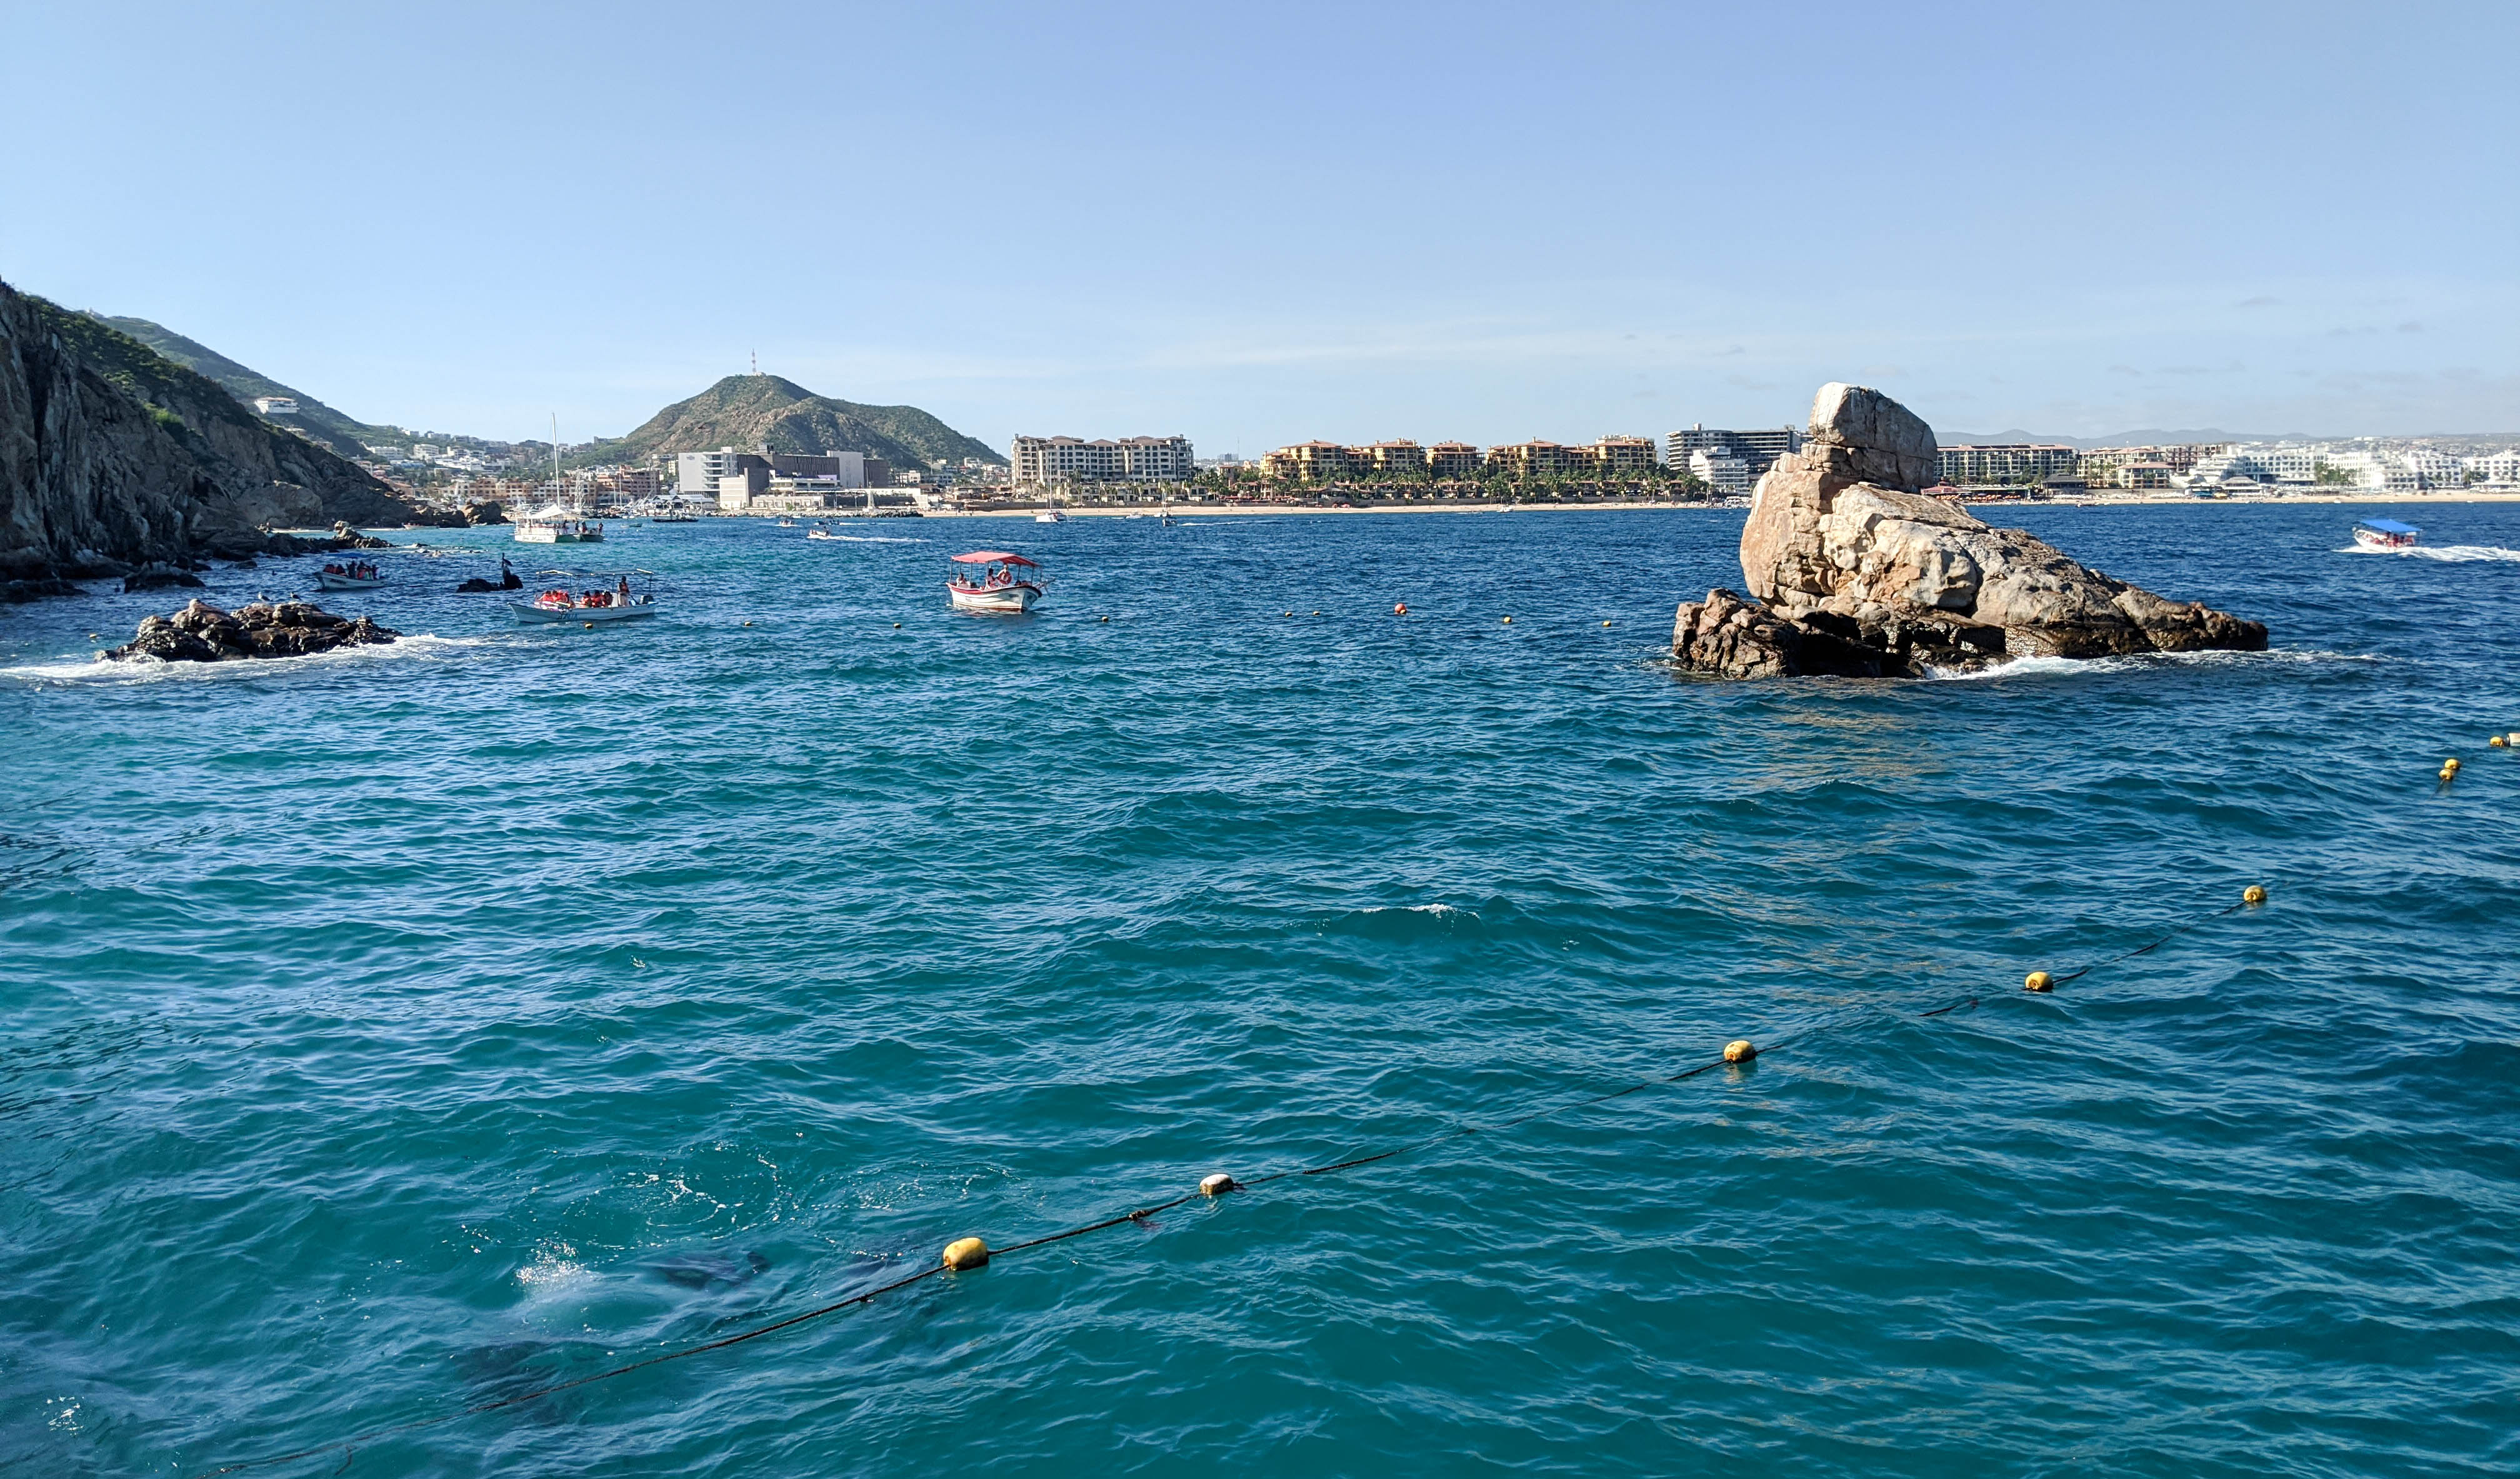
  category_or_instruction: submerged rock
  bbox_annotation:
[122,563,207,593]
[1674,383,2266,677]
[101,598,398,663]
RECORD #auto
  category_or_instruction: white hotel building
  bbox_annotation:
[1012,435,1194,486]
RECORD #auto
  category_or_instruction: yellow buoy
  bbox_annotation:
[1284,610,1293,617]
[2024,970,2054,992]
[1502,616,1512,624]
[2442,757,2461,772]
[1199,1173,1237,1197]
[1722,1039,1756,1063]
[582,621,594,630]
[942,1237,989,1271]
[742,620,752,627]
[2242,885,2268,906]
[893,622,901,628]
[2492,736,2509,749]
[1101,615,1109,622]
[1602,620,1612,627]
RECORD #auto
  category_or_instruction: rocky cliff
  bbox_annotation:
[1672,383,2266,677]
[1,279,430,594]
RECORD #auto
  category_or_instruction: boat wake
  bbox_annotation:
[0,634,501,687]
[812,534,925,544]
[2336,544,2520,564]
[1924,647,2380,682]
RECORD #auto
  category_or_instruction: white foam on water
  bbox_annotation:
[0,633,502,687]
[516,1241,591,1293]
[1925,647,2379,682]
[2336,543,2520,564]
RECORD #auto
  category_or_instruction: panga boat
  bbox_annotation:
[508,570,659,624]
[315,559,384,590]
[1034,509,1067,524]
[514,506,605,544]
[947,550,1045,612]
[806,529,841,541]
[2352,518,2420,550]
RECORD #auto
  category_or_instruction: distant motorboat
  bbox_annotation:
[1035,509,1067,524]
[806,529,841,541]
[2352,518,2420,550]
[946,550,1044,612]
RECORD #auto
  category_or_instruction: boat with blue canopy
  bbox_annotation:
[2352,518,2420,550]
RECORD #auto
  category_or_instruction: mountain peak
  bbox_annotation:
[587,376,1001,470]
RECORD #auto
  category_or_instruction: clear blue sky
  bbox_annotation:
[5,1,2512,452]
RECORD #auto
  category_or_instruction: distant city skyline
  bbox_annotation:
[4,2,2512,451]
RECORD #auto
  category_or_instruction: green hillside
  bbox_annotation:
[82,313,397,461]
[576,374,1002,471]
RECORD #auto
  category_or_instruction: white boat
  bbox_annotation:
[514,505,604,544]
[314,559,384,590]
[807,529,841,541]
[1035,508,1067,524]
[778,517,798,527]
[946,550,1045,612]
[508,571,659,624]
[2352,518,2420,550]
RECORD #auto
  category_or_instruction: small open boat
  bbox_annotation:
[315,559,384,590]
[2352,518,2420,550]
[508,569,659,624]
[946,550,1045,612]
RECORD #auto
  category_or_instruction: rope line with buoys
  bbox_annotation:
[192,884,2272,1477]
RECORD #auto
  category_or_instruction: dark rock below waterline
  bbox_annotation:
[122,564,208,594]
[102,599,399,663]
[1674,382,2267,679]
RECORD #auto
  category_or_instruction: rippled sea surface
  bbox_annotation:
[3,504,2517,1477]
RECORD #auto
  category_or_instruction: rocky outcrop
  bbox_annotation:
[101,599,398,663]
[122,563,208,593]
[1674,384,2266,677]
[459,499,508,526]
[1,278,432,591]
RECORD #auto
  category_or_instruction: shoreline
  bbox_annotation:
[346,489,2520,534]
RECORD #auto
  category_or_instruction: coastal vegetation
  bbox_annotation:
[84,312,398,462]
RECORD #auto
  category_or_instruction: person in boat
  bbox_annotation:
[616,575,631,604]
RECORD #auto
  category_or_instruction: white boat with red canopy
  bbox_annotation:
[947,550,1045,612]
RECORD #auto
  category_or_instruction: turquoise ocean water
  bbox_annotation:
[2,505,2516,1476]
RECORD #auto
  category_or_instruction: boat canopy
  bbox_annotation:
[951,550,1039,567]
[516,505,582,522]
[2356,518,2420,534]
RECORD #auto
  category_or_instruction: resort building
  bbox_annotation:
[1260,441,1366,481]
[1936,444,2083,487]
[1012,434,1195,485]
[1592,436,1658,474]
[1366,441,1429,477]
[1688,448,1751,494]
[1484,441,1585,477]
[1426,442,1481,479]
[252,396,299,416]
[1668,424,1803,476]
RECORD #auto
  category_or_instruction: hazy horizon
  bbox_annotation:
[5,1,2512,452]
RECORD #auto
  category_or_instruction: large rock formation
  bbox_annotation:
[101,599,399,663]
[1673,384,2266,677]
[0,278,434,595]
